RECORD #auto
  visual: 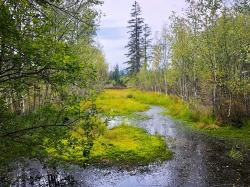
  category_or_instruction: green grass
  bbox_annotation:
[45,124,172,167]
[42,91,174,167]
[97,89,250,146]
[90,125,172,167]
[228,147,243,161]
[97,89,212,124]
[126,113,151,120]
[45,88,249,167]
[203,123,250,145]
[96,89,149,116]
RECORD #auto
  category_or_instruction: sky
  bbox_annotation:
[96,0,188,70]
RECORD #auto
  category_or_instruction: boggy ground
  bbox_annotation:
[43,89,175,168]
[97,89,250,146]
[9,105,250,186]
[4,89,250,186]
[44,124,172,169]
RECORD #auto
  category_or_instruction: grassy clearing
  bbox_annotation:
[98,89,250,146]
[43,90,174,167]
[96,89,212,123]
[45,88,249,167]
[45,124,172,167]
[96,89,149,116]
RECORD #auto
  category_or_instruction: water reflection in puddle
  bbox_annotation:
[3,106,250,187]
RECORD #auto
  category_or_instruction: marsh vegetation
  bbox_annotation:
[0,0,249,186]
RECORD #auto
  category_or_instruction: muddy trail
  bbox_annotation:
[6,106,250,187]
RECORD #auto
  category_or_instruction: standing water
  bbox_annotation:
[5,106,250,186]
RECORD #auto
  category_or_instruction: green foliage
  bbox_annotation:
[96,89,149,116]
[101,89,250,146]
[0,0,108,171]
[34,93,172,167]
[0,105,67,165]
[109,64,126,87]
[44,124,172,167]
[44,104,107,166]
[90,125,172,167]
[134,0,250,125]
[202,121,250,145]
[228,147,243,161]
[125,1,152,75]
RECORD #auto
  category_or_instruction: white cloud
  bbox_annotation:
[96,0,187,69]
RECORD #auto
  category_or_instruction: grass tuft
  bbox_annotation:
[228,147,243,161]
[90,125,173,166]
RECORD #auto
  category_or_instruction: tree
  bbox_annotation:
[0,0,108,172]
[125,1,144,75]
[234,0,250,15]
[134,0,250,125]
[109,64,126,87]
[142,23,152,65]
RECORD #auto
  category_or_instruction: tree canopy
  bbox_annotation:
[0,0,108,170]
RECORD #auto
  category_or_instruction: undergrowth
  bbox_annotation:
[97,89,250,145]
[45,124,172,167]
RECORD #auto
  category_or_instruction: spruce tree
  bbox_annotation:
[125,1,144,74]
[142,23,152,65]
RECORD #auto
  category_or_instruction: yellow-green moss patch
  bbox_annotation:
[98,89,250,146]
[45,124,173,167]
[90,125,173,166]
[96,89,149,116]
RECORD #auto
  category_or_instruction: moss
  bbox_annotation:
[45,88,249,167]
[96,90,149,116]
[98,89,250,146]
[45,125,172,167]
[90,125,173,167]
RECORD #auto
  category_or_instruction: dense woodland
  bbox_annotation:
[123,0,250,126]
[0,0,108,173]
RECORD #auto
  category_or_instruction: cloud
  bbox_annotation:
[98,26,127,40]
[98,37,127,69]
[96,0,187,69]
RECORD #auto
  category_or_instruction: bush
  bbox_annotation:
[126,94,134,98]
